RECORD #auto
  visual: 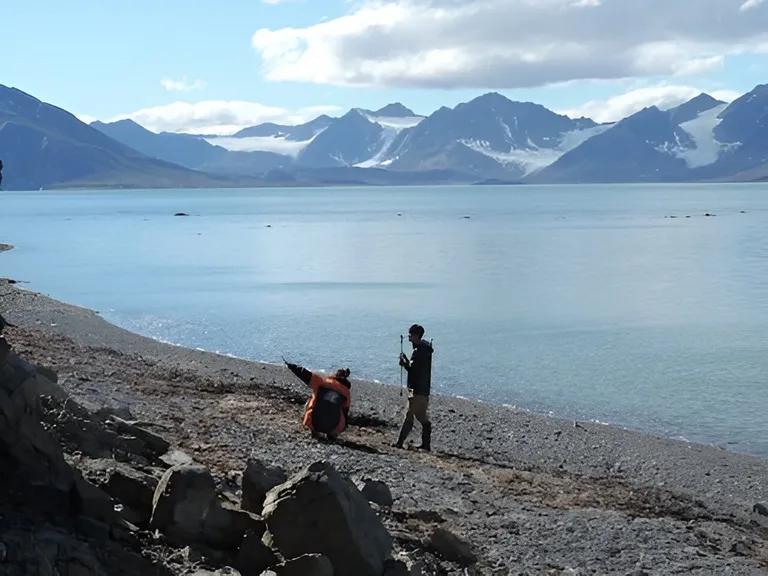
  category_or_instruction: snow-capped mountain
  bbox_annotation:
[377,93,602,179]
[531,88,768,183]
[203,115,333,158]
[9,82,768,188]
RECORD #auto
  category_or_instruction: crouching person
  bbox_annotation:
[285,361,351,441]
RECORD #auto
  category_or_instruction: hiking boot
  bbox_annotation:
[392,441,404,449]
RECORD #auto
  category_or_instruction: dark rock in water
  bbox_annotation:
[427,527,477,565]
[242,459,288,515]
[704,213,717,217]
[262,461,392,576]
[174,212,190,217]
[0,243,14,252]
[261,553,334,576]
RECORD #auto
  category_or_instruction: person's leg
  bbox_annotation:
[412,396,431,451]
[394,399,415,448]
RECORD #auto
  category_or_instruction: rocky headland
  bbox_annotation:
[1,277,767,575]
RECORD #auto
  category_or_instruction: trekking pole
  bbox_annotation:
[399,334,404,397]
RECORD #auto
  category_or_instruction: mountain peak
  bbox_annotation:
[669,93,725,124]
[371,103,416,117]
[468,92,511,106]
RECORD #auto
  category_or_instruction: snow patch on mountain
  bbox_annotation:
[673,104,730,168]
[355,126,401,168]
[460,124,612,175]
[205,134,319,157]
[352,115,423,167]
[365,115,424,129]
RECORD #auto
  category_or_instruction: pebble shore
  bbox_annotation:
[1,278,767,574]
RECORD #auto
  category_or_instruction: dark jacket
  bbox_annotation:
[405,340,433,396]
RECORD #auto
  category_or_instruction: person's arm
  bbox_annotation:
[399,352,411,371]
[285,362,312,386]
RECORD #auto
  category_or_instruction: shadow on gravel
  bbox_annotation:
[347,413,390,429]
[336,439,382,455]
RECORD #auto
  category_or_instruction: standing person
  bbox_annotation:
[394,324,433,451]
[285,361,352,441]
[0,159,4,188]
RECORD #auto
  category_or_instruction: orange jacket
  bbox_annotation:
[303,373,351,434]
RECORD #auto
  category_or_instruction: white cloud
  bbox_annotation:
[161,77,207,92]
[559,85,742,123]
[740,0,765,11]
[252,0,768,88]
[77,113,98,125]
[103,101,341,135]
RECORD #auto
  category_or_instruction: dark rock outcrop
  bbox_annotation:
[242,458,288,514]
[262,461,392,576]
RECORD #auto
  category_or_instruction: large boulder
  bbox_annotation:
[151,463,266,552]
[0,358,75,490]
[242,459,287,514]
[235,529,279,575]
[150,464,218,545]
[81,458,159,527]
[104,415,171,462]
[202,501,264,550]
[262,461,392,576]
[260,554,333,576]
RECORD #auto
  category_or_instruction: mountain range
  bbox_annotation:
[1,82,767,189]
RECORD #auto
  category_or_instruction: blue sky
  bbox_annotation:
[3,0,767,134]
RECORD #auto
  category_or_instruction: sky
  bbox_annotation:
[3,0,767,135]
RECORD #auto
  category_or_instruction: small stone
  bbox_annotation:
[357,478,393,508]
[428,527,477,565]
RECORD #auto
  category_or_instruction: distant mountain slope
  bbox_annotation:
[530,106,691,183]
[297,110,385,167]
[92,118,290,177]
[385,93,600,178]
[529,91,768,183]
[0,85,224,190]
[695,84,768,178]
[232,115,333,140]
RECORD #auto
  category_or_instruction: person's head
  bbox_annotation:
[408,323,425,345]
[334,367,351,381]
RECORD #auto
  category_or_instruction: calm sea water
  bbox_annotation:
[1,184,767,456]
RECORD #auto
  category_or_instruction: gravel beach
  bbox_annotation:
[1,277,767,574]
